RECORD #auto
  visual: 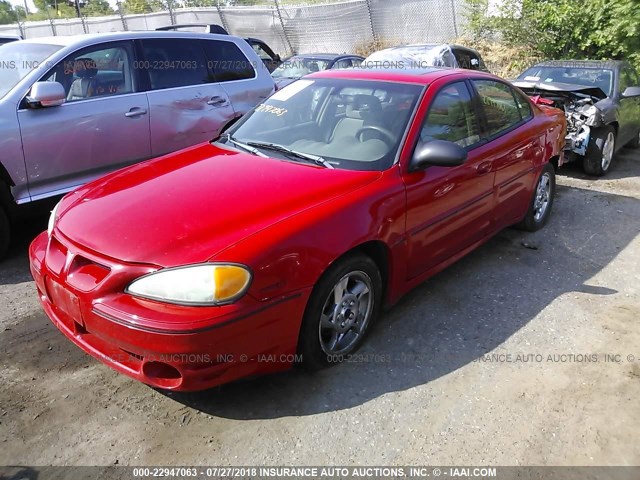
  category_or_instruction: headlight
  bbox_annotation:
[583,105,601,126]
[126,263,252,306]
[47,201,61,235]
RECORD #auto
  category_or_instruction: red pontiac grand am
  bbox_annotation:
[30,68,566,391]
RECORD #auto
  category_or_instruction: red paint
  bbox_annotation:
[30,69,566,391]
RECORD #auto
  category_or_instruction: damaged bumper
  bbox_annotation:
[566,124,590,156]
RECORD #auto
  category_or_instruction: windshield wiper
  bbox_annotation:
[220,133,268,158]
[245,141,334,169]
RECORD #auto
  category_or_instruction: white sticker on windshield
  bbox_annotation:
[270,79,314,102]
[523,76,540,81]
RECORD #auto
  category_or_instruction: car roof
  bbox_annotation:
[528,60,624,70]
[18,31,238,48]
[308,67,494,84]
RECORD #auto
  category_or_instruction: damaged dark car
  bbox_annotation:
[514,60,640,176]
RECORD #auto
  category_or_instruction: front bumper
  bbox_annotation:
[29,231,310,391]
[565,125,590,158]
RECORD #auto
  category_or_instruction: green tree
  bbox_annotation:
[0,0,18,24]
[465,0,640,71]
[84,0,114,16]
[122,0,167,13]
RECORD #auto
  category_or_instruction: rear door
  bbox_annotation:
[17,40,151,201]
[139,37,235,157]
[202,38,274,117]
[471,79,542,228]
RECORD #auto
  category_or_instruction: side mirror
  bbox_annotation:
[622,86,640,98]
[410,139,468,171]
[26,82,66,108]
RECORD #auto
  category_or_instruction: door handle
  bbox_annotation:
[476,161,492,175]
[207,96,227,106]
[125,108,147,118]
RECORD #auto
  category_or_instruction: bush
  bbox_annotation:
[464,0,640,74]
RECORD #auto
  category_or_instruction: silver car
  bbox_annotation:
[0,31,275,258]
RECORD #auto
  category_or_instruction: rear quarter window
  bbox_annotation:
[140,38,209,90]
[202,40,256,82]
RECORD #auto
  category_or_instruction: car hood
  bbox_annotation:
[57,142,381,267]
[512,80,608,100]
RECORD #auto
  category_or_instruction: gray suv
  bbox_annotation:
[0,31,275,258]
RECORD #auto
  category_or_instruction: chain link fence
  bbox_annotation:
[0,0,466,57]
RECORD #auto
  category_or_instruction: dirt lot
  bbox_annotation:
[1,149,639,467]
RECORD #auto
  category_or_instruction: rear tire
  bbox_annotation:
[0,206,10,260]
[298,253,382,371]
[517,163,555,232]
[583,126,616,176]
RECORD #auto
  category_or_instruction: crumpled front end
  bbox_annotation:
[514,81,607,158]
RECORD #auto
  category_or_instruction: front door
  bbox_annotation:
[17,40,151,201]
[403,80,495,279]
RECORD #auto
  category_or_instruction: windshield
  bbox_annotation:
[272,57,333,79]
[518,66,614,97]
[225,78,423,171]
[0,42,62,99]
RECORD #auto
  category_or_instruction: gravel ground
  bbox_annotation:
[1,149,639,467]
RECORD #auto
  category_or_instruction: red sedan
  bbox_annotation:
[30,68,566,391]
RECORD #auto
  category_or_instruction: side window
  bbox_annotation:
[513,88,533,120]
[420,81,481,148]
[473,80,522,137]
[251,43,273,61]
[45,42,134,102]
[620,67,638,93]
[468,52,483,71]
[452,49,472,70]
[140,38,209,90]
[202,40,256,82]
[351,57,363,68]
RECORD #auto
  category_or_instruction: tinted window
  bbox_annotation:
[421,81,481,147]
[202,40,255,82]
[140,38,209,90]
[452,49,482,70]
[473,80,522,137]
[43,41,134,102]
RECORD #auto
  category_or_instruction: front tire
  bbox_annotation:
[517,163,555,232]
[583,126,616,176]
[298,253,382,371]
